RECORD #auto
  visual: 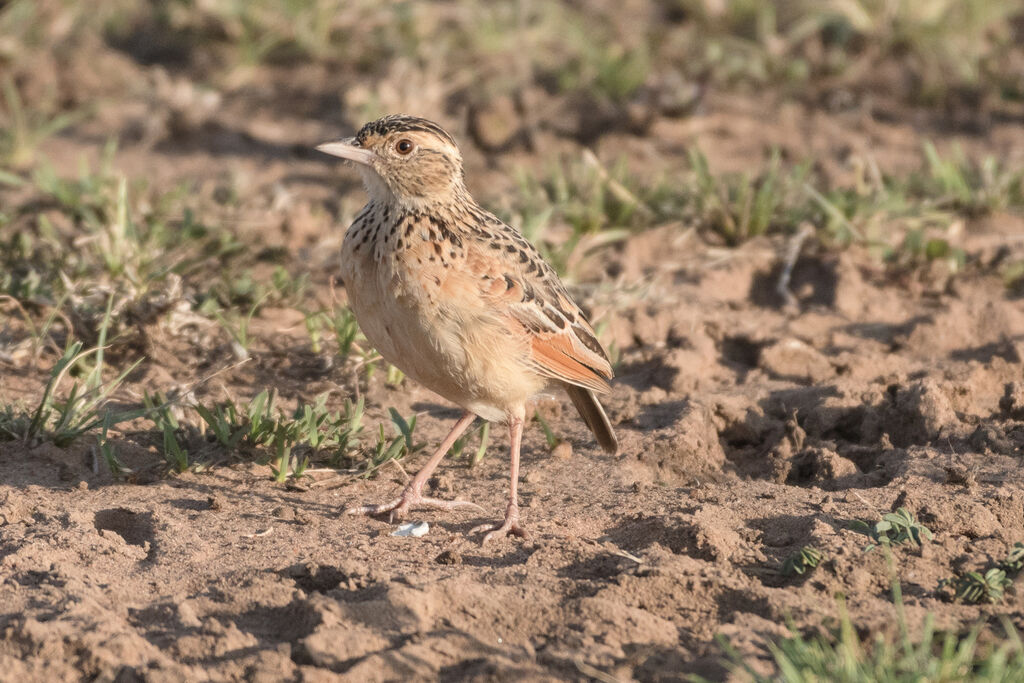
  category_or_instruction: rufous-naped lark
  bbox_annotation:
[318,115,617,542]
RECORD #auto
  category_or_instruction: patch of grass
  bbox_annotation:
[0,143,250,350]
[0,76,83,170]
[500,154,651,276]
[717,605,1024,683]
[687,148,814,246]
[135,388,369,479]
[183,389,366,480]
[0,299,141,449]
[914,143,1024,216]
[717,541,1024,682]
[668,0,1022,104]
[509,140,1020,276]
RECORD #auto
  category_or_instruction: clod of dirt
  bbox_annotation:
[434,549,462,565]
[969,424,1014,454]
[788,445,859,486]
[287,564,347,593]
[1000,381,1024,419]
[802,390,884,445]
[690,505,747,563]
[759,338,834,384]
[628,401,726,485]
[298,609,391,673]
[886,379,958,446]
[0,492,31,526]
[572,596,679,658]
[920,499,1002,539]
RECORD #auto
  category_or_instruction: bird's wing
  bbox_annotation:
[461,214,613,394]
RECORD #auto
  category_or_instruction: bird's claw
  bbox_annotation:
[346,492,483,522]
[472,506,529,544]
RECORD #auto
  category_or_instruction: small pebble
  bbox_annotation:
[392,521,429,537]
[552,442,573,460]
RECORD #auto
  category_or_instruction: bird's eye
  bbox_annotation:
[395,139,414,155]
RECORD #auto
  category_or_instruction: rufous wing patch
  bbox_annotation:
[528,331,611,394]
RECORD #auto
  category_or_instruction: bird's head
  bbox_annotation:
[317,115,467,211]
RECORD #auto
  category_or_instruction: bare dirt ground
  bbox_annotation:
[2,8,1024,681]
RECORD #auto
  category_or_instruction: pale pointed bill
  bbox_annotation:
[315,137,376,165]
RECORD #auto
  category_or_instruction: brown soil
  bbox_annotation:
[2,25,1024,683]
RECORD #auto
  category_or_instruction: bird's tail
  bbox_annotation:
[563,383,618,455]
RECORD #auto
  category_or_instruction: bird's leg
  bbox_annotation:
[473,412,529,543]
[346,411,483,522]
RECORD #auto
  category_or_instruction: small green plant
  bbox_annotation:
[1000,543,1024,576]
[360,408,425,478]
[781,546,823,577]
[328,306,361,359]
[97,412,130,477]
[849,507,934,552]
[917,142,1024,215]
[269,419,301,482]
[144,392,190,473]
[942,568,1012,605]
[941,542,1024,605]
[450,421,491,466]
[534,410,560,450]
[213,295,265,361]
[195,401,247,450]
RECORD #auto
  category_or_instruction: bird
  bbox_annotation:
[317,114,617,542]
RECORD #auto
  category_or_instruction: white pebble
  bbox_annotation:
[391,521,429,537]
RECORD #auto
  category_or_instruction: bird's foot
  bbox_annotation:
[346,488,483,523]
[472,504,529,544]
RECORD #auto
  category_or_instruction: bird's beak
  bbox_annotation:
[315,137,375,165]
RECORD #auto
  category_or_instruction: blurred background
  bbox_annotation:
[2,0,1023,278]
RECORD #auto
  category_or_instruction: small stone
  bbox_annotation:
[392,521,429,538]
[551,441,573,460]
